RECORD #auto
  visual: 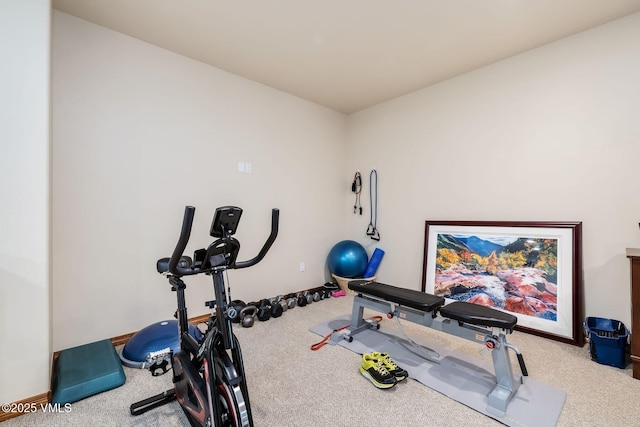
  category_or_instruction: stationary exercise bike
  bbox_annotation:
[130,205,279,426]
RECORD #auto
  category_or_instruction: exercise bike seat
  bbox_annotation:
[156,256,192,274]
[348,280,445,313]
[439,301,517,330]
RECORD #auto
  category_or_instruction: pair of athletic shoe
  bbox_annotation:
[359,352,408,389]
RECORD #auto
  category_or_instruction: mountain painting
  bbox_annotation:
[433,233,559,321]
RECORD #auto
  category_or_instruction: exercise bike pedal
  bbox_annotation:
[150,358,171,376]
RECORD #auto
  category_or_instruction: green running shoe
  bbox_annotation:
[359,353,397,389]
[371,352,408,381]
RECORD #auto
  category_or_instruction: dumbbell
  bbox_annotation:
[311,288,323,302]
[285,294,297,309]
[240,305,257,328]
[304,291,314,304]
[279,296,289,312]
[270,295,288,313]
[227,300,246,323]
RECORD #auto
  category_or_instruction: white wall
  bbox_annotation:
[0,0,51,403]
[52,11,347,350]
[346,12,640,328]
[34,5,639,403]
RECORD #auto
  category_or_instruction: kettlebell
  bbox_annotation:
[270,299,284,318]
[227,300,246,323]
[257,299,272,322]
[240,305,257,328]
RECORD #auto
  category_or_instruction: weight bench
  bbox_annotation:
[333,279,528,415]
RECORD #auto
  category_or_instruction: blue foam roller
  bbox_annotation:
[364,248,385,278]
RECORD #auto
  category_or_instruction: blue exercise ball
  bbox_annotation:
[328,240,368,278]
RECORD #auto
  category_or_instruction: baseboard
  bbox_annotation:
[52,313,212,362]
[187,313,210,326]
[0,391,51,422]
[110,331,137,347]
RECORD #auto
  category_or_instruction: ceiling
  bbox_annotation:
[52,0,640,114]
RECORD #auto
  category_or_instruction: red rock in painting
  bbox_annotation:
[525,296,554,314]
[504,295,555,317]
[538,291,557,305]
[504,296,537,316]
[467,293,495,307]
[544,281,558,294]
[514,283,541,297]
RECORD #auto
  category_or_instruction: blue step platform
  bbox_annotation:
[52,339,126,404]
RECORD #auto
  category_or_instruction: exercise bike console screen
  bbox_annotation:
[210,206,243,237]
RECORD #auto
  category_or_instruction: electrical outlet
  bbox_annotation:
[299,262,305,272]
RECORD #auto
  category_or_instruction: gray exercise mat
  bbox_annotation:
[310,316,565,427]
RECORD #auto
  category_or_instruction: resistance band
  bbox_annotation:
[310,315,383,351]
[366,170,380,241]
[352,171,362,214]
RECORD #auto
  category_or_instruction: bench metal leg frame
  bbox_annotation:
[337,294,523,415]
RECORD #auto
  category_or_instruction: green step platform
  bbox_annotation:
[52,339,126,404]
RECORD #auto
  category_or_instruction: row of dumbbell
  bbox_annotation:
[226,286,334,328]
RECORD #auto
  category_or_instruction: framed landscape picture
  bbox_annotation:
[422,221,583,346]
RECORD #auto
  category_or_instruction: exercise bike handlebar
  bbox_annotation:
[235,208,279,269]
[168,206,197,276]
[167,206,279,276]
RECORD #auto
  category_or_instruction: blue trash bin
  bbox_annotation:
[584,317,630,369]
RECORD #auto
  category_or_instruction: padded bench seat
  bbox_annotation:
[348,280,445,312]
[440,301,517,330]
[348,280,517,331]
